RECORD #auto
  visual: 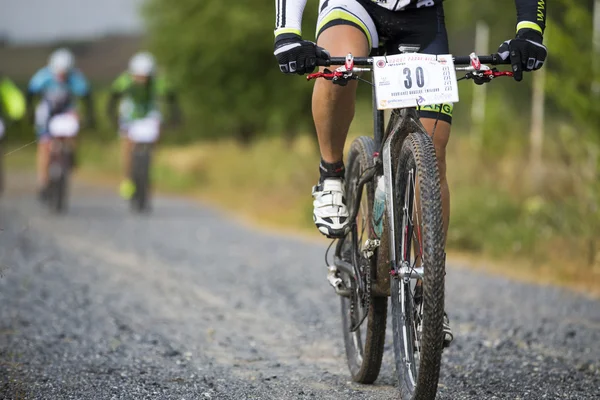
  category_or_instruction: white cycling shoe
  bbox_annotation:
[312,178,350,238]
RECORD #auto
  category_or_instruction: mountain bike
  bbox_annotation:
[127,117,160,213]
[46,113,79,214]
[310,48,512,399]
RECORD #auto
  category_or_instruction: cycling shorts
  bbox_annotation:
[316,0,453,123]
[34,101,77,141]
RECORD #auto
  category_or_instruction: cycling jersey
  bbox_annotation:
[111,73,170,120]
[28,67,90,115]
[275,0,547,37]
[28,67,91,138]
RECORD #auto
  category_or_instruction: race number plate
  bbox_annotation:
[372,54,459,110]
[48,113,80,138]
[128,118,161,143]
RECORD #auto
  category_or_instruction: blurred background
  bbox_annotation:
[1,0,598,292]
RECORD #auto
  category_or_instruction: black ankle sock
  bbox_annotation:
[319,159,345,182]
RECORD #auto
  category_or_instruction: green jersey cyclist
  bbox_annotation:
[273,0,548,346]
[107,52,180,200]
[0,73,26,140]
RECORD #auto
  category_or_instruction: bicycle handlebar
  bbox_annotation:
[454,54,510,65]
[317,54,511,67]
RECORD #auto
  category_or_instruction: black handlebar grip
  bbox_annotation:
[316,58,332,67]
[453,54,511,65]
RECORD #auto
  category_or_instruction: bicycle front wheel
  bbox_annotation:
[340,136,387,384]
[47,147,68,214]
[391,131,445,399]
[131,144,151,213]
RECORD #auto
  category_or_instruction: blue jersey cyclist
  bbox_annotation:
[274,0,548,347]
[27,48,95,200]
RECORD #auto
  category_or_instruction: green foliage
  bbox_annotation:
[545,0,597,133]
[143,0,319,142]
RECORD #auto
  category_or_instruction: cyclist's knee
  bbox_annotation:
[316,0,376,60]
[316,25,370,67]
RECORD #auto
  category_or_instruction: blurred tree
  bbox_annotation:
[144,0,318,144]
[546,0,597,133]
[543,0,600,265]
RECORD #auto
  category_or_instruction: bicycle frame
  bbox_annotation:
[318,51,512,296]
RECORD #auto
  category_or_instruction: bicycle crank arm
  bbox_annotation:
[333,256,355,277]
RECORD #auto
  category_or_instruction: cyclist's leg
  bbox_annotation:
[311,0,378,237]
[418,4,453,346]
[388,3,454,346]
[313,0,376,164]
[419,4,452,242]
[36,139,51,187]
[389,3,452,242]
[34,102,51,194]
[420,116,451,238]
[118,119,135,199]
[63,110,79,168]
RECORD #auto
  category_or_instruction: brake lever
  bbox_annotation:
[306,68,357,86]
[466,68,514,85]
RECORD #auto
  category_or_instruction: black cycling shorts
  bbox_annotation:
[316,0,453,123]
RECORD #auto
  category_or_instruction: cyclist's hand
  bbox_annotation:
[274,34,330,75]
[497,29,547,82]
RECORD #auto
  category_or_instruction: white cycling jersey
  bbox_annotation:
[275,0,440,36]
[274,0,547,38]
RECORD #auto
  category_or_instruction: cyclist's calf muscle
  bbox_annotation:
[313,25,369,164]
[420,117,451,242]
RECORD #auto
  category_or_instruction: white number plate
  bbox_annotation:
[128,117,161,143]
[372,54,459,110]
[48,113,79,138]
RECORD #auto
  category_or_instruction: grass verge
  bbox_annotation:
[4,135,600,297]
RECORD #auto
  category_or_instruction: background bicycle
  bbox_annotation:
[126,115,161,213]
[44,112,79,213]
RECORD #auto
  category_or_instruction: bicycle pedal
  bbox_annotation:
[327,265,351,297]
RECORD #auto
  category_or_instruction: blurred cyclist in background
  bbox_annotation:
[27,48,95,201]
[107,51,180,200]
[0,72,26,138]
[0,73,26,194]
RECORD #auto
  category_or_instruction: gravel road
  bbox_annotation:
[0,174,599,399]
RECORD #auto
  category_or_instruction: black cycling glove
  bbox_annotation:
[498,29,547,82]
[274,34,330,75]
